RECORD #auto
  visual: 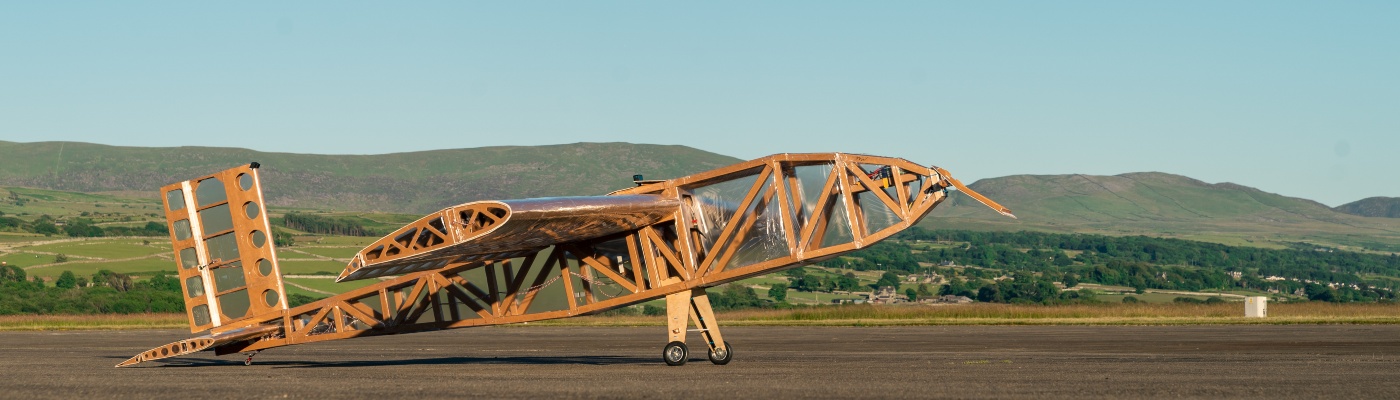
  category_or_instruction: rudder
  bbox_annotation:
[159,163,288,333]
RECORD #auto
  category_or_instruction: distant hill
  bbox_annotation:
[925,172,1400,251]
[1335,197,1400,219]
[0,141,740,214]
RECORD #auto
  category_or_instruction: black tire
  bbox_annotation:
[708,341,733,365]
[663,341,689,366]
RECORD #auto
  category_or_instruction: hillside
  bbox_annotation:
[0,141,740,214]
[1335,197,1400,219]
[925,172,1400,251]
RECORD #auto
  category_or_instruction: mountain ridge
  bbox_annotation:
[927,171,1400,251]
[0,140,741,214]
[1334,197,1400,219]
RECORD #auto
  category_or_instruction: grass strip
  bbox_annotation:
[0,313,185,331]
[7,303,1400,331]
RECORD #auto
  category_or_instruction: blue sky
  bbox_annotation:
[1,2,1395,206]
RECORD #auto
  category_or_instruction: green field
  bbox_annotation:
[277,260,346,275]
[300,235,380,247]
[19,239,168,259]
[290,246,357,260]
[272,249,319,259]
[0,252,52,269]
[283,277,380,295]
[28,257,174,278]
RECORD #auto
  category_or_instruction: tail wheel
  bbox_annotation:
[663,341,689,366]
[708,341,732,365]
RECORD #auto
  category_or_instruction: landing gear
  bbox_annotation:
[662,289,734,366]
[243,350,259,366]
[663,341,689,366]
[708,341,732,365]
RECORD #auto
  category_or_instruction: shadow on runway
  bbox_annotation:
[269,355,656,368]
[106,355,657,369]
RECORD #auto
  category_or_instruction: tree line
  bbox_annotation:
[282,212,380,237]
[0,265,318,315]
[0,213,166,238]
[825,228,1400,304]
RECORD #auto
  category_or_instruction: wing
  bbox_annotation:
[337,195,680,281]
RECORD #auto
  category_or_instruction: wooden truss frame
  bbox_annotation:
[119,153,1011,367]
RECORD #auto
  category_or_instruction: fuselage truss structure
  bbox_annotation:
[119,152,1012,367]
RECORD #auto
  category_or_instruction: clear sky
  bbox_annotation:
[1,2,1395,206]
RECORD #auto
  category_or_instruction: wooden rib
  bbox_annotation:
[847,163,906,223]
[337,301,383,329]
[504,253,538,309]
[395,279,430,322]
[402,280,438,325]
[429,278,444,323]
[559,255,578,311]
[332,307,346,334]
[435,274,494,319]
[485,263,501,316]
[627,234,647,290]
[837,161,863,244]
[892,167,910,218]
[298,305,335,336]
[639,228,665,282]
[646,228,689,280]
[378,289,391,322]
[579,263,595,305]
[568,246,640,293]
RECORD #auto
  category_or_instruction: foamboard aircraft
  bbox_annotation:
[118,153,1013,367]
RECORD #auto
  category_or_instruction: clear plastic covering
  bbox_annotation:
[786,164,834,236]
[819,194,854,248]
[165,189,185,211]
[217,289,249,319]
[688,170,760,255]
[190,304,211,326]
[686,168,792,271]
[856,190,899,236]
[212,262,245,292]
[855,163,901,236]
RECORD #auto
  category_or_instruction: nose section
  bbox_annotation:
[932,166,1016,219]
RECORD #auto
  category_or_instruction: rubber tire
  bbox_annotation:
[708,341,733,365]
[663,341,689,366]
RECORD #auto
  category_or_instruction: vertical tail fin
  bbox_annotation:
[159,163,288,333]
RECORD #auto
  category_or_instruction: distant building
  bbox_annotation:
[934,295,974,304]
[867,286,907,304]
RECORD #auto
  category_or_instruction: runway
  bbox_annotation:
[4,325,1400,399]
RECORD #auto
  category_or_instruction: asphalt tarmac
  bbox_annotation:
[3,325,1399,399]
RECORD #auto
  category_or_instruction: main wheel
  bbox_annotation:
[663,341,689,366]
[708,341,733,365]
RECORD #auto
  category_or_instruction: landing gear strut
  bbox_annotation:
[662,289,733,366]
[243,350,259,366]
